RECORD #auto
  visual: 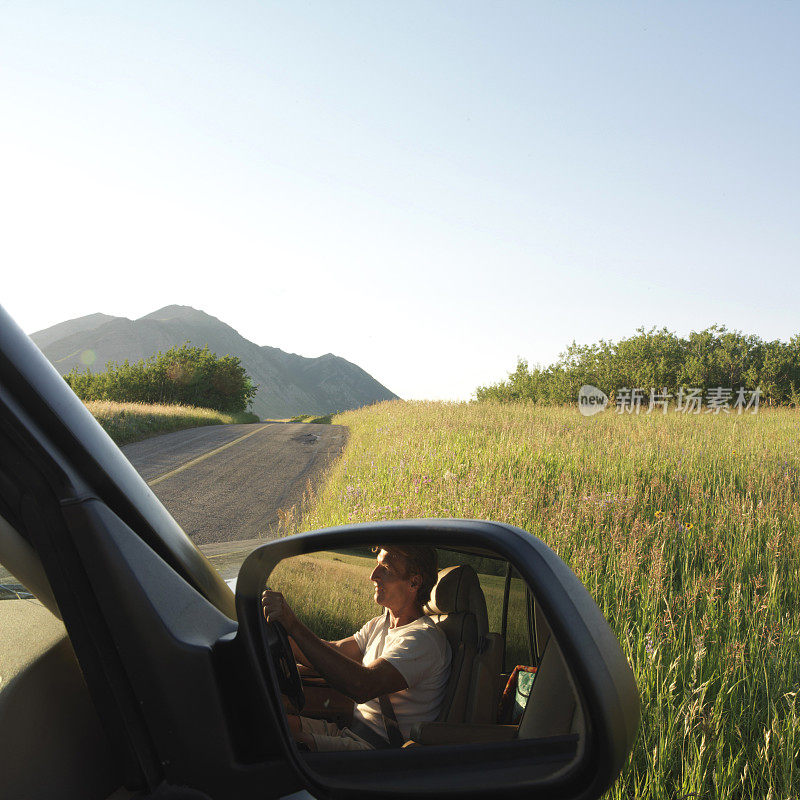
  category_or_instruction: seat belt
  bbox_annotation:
[378,694,406,747]
[355,611,404,748]
[348,718,393,749]
[348,695,403,750]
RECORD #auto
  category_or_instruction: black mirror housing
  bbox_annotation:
[236,519,640,800]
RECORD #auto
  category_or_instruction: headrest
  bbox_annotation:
[425,565,489,635]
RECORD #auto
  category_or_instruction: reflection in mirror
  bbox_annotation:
[260,543,585,762]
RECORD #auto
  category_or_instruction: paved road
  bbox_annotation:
[121,422,348,548]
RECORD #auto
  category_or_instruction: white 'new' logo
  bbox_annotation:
[578,385,608,416]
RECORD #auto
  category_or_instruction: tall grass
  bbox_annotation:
[283,400,799,799]
[85,400,259,445]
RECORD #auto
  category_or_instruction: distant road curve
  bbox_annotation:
[121,422,348,547]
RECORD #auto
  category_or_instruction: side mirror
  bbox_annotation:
[235,520,639,800]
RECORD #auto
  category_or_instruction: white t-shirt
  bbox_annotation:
[351,613,452,741]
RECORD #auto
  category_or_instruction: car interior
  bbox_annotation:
[0,514,126,800]
[268,546,586,755]
[1,493,586,800]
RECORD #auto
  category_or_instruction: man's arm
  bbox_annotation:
[291,622,407,702]
[262,590,407,702]
[330,636,364,662]
[293,636,362,671]
[290,638,311,667]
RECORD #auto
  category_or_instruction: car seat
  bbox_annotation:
[419,565,504,728]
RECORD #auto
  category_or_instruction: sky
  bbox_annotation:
[2,1,798,401]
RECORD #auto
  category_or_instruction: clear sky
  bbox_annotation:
[2,2,798,400]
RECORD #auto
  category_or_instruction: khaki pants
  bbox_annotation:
[298,716,376,751]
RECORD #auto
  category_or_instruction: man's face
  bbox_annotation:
[369,549,418,610]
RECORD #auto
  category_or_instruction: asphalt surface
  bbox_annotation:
[121,422,348,548]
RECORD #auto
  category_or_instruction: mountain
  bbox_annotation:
[30,305,398,419]
[30,312,118,349]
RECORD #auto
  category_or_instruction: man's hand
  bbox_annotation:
[261,591,407,703]
[261,589,300,636]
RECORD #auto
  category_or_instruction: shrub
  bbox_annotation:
[65,342,258,413]
[476,326,800,406]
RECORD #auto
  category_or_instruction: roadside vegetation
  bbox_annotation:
[477,325,800,406]
[287,413,335,424]
[85,400,258,446]
[66,342,258,413]
[280,400,799,799]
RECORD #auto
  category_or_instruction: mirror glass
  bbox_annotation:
[258,542,586,768]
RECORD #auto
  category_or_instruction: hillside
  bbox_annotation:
[31,305,398,419]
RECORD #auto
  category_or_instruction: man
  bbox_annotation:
[261,544,452,751]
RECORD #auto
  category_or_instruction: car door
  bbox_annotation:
[0,304,305,799]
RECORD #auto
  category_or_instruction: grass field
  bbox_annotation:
[279,400,799,799]
[85,400,259,445]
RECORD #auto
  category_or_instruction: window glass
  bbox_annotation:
[201,541,257,592]
[0,563,35,600]
[470,566,531,668]
[269,548,376,641]
[502,571,532,671]
[262,547,535,674]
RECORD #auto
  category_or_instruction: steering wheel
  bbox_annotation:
[260,604,305,713]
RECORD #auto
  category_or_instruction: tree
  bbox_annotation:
[475,326,800,406]
[65,342,258,413]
